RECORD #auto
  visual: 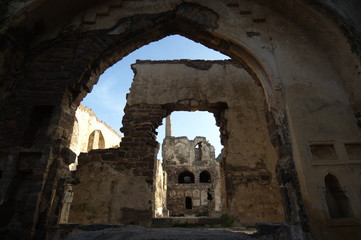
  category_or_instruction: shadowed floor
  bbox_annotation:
[46,224,287,240]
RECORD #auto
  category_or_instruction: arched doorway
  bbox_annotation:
[50,7,297,231]
[324,174,353,218]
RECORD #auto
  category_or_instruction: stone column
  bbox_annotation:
[166,115,172,137]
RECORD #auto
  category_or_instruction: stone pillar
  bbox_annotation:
[166,115,172,137]
[59,184,74,223]
[93,130,100,150]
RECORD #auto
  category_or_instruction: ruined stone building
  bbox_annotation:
[1,1,361,240]
[160,116,222,217]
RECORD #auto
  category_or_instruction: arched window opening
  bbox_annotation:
[87,130,105,152]
[200,171,211,183]
[178,171,195,183]
[185,197,192,209]
[195,142,202,161]
[324,174,353,218]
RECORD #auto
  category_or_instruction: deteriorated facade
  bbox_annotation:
[162,135,222,217]
[1,1,361,240]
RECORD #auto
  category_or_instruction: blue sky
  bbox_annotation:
[82,35,229,157]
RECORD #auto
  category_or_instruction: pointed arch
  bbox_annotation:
[87,130,105,152]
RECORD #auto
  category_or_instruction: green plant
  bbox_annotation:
[220,213,234,227]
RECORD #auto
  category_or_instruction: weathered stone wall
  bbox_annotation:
[68,149,153,226]
[67,104,167,227]
[162,136,222,217]
[128,60,285,225]
[1,1,361,239]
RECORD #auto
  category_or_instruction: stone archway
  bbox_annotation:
[8,4,306,238]
[3,1,361,239]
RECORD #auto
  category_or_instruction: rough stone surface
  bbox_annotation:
[1,1,361,239]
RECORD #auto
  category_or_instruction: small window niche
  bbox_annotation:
[87,130,105,152]
[178,171,195,184]
[310,143,338,163]
[345,143,361,161]
[194,142,202,161]
[200,171,211,183]
[324,174,353,219]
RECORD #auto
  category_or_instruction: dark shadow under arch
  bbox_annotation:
[178,170,195,184]
[324,174,353,218]
[200,171,211,183]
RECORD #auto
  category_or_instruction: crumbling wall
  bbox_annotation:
[128,60,285,224]
[67,104,166,226]
[68,149,152,226]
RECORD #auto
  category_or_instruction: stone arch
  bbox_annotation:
[324,173,353,219]
[68,12,279,111]
[178,170,195,184]
[40,20,301,236]
[200,171,211,183]
[87,130,105,152]
[0,2,326,238]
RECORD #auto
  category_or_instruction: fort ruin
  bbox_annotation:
[1,1,361,239]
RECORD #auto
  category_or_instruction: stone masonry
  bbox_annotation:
[1,1,361,239]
